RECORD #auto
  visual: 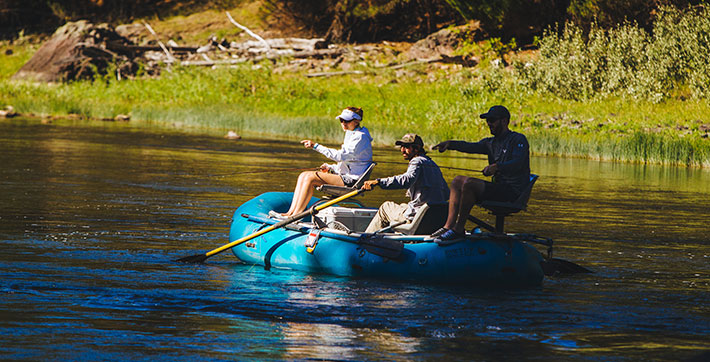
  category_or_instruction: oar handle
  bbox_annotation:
[204,189,365,257]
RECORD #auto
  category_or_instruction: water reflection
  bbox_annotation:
[1,118,708,361]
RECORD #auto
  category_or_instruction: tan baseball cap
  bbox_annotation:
[395,133,424,147]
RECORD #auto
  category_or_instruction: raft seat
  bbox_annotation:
[317,162,376,199]
[393,203,448,235]
[470,174,538,233]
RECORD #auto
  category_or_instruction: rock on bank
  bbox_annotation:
[11,20,139,82]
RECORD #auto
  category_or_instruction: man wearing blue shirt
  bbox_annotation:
[431,105,530,241]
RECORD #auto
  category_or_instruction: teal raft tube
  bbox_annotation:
[229,192,546,287]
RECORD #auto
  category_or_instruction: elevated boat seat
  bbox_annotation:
[469,174,538,233]
[393,203,448,235]
[316,162,376,199]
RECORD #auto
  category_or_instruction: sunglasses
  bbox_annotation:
[339,118,355,123]
[485,118,501,124]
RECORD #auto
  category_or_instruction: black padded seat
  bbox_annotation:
[471,174,538,233]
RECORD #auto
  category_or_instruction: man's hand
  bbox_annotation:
[431,140,451,153]
[301,139,315,149]
[482,163,498,176]
[361,179,379,191]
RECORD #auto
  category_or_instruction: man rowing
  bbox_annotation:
[361,133,449,234]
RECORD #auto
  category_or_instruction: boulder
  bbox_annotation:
[12,20,138,82]
[405,21,483,62]
[0,105,17,118]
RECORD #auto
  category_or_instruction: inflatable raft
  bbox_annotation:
[228,192,548,287]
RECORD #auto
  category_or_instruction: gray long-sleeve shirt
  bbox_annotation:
[377,155,449,219]
[448,130,530,195]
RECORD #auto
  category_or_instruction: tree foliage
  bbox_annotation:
[444,0,703,43]
[0,0,707,43]
[263,0,460,43]
[0,0,244,38]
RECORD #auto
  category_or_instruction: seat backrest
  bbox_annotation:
[392,204,429,235]
[480,174,538,215]
[512,174,538,208]
[392,203,448,235]
[351,162,376,189]
[316,162,376,198]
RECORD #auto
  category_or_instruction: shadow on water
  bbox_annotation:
[1,119,708,361]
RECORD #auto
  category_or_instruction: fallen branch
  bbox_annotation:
[383,58,441,69]
[180,58,248,66]
[306,70,366,78]
[180,48,344,66]
[232,38,327,52]
[304,57,447,78]
[143,22,175,62]
[107,43,198,53]
[226,12,270,50]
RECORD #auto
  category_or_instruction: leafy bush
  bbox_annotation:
[514,5,710,102]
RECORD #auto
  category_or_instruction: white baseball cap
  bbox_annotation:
[335,109,362,122]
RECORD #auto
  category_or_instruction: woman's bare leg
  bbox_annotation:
[284,171,344,216]
[284,171,310,215]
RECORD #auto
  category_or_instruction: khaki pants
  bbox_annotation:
[365,201,409,233]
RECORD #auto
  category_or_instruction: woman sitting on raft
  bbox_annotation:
[272,107,373,218]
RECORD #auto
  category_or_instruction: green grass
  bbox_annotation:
[2,10,710,168]
[1,62,709,167]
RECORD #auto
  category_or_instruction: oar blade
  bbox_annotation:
[541,257,594,276]
[176,253,210,264]
[360,235,404,259]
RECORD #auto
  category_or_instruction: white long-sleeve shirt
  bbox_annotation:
[313,126,373,185]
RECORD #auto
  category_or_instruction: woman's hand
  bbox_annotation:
[301,140,315,149]
[319,163,331,172]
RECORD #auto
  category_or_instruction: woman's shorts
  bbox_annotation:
[341,175,357,187]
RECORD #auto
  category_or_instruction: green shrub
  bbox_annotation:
[514,5,710,103]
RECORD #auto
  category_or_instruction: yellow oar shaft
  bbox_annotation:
[204,189,362,257]
[206,223,278,256]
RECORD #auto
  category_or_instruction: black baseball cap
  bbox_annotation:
[480,105,510,120]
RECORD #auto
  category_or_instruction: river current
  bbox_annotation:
[1,119,708,361]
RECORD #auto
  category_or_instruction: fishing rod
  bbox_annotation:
[208,161,483,178]
[208,166,319,178]
[372,160,483,173]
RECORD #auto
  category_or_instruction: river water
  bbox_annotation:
[1,119,708,361]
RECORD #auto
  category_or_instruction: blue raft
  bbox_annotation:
[229,192,547,287]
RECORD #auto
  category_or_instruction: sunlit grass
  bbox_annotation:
[1,57,709,167]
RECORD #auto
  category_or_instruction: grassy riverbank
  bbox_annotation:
[1,7,709,167]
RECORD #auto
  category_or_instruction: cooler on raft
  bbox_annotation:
[317,206,378,232]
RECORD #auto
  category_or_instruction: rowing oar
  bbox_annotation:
[541,257,594,275]
[176,188,366,263]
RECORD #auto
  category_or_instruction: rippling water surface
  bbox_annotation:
[1,119,708,361]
